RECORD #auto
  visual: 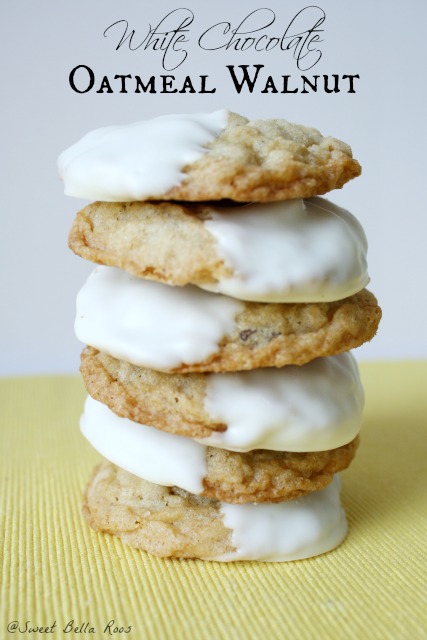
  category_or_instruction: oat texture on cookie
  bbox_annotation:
[60,110,381,561]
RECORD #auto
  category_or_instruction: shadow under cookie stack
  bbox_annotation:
[59,110,381,561]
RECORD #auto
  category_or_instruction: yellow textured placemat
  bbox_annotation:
[1,362,426,640]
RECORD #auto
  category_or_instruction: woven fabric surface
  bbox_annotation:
[1,362,426,640]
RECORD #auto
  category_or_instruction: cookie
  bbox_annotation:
[69,201,229,286]
[59,111,361,203]
[81,395,359,503]
[69,197,369,303]
[83,462,348,561]
[75,267,381,373]
[80,348,364,452]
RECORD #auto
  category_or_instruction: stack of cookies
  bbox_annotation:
[59,111,381,561]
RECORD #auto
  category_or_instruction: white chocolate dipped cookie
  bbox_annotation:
[58,111,360,203]
[81,348,364,452]
[83,462,348,561]
[75,266,381,373]
[80,396,358,504]
[69,197,369,303]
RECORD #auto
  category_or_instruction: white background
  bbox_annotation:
[1,0,426,375]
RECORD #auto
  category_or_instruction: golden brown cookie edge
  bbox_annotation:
[82,461,235,559]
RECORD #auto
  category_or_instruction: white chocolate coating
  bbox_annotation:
[58,111,228,201]
[202,198,369,302]
[212,476,347,562]
[81,396,207,494]
[75,266,243,371]
[199,353,363,452]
